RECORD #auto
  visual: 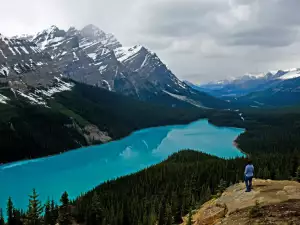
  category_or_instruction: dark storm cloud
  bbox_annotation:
[1,0,300,82]
[225,26,299,47]
[139,0,228,38]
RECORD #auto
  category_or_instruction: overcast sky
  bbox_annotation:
[1,0,300,83]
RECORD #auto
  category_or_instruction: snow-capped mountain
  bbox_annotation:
[185,68,300,107]
[0,32,62,86]
[21,24,226,108]
[190,68,300,98]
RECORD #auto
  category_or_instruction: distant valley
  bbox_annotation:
[186,68,300,107]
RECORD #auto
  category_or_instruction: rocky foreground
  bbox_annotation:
[183,179,300,225]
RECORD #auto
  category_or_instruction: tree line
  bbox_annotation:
[1,150,299,225]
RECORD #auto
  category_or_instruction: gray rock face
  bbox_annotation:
[0,24,226,109]
[29,25,200,104]
[0,33,60,88]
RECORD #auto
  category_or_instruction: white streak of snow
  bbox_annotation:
[8,47,16,55]
[239,113,245,121]
[19,46,29,54]
[17,91,46,105]
[73,52,79,61]
[30,46,37,53]
[114,45,143,63]
[99,65,108,73]
[87,53,97,60]
[0,66,10,76]
[163,90,209,108]
[102,79,112,91]
[0,49,7,59]
[14,47,22,55]
[278,70,300,80]
[0,94,9,104]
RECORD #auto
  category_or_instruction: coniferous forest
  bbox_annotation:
[1,87,300,224]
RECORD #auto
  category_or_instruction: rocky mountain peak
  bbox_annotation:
[33,25,66,49]
[81,24,106,39]
[0,24,227,109]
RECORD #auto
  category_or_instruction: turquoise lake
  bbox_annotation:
[0,119,244,211]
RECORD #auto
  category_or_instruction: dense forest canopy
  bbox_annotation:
[1,102,300,224]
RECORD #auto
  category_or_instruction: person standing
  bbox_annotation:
[244,159,254,192]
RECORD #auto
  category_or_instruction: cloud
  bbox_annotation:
[119,147,137,159]
[1,0,300,82]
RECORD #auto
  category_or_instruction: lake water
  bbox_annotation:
[0,119,244,211]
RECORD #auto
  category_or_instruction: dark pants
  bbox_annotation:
[245,175,253,191]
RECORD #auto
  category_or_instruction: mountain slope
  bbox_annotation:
[191,68,300,98]
[30,25,228,109]
[0,24,230,163]
[237,76,300,107]
[0,80,211,164]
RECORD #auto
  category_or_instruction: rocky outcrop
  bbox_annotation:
[183,179,300,225]
[83,124,112,144]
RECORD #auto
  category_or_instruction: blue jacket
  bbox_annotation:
[245,164,254,177]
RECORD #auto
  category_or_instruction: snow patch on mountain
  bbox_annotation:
[19,46,29,54]
[16,90,47,106]
[278,69,300,80]
[0,49,7,59]
[8,47,16,55]
[0,66,9,76]
[13,47,22,55]
[36,77,74,97]
[0,94,10,104]
[87,53,97,61]
[114,45,143,63]
[163,90,207,108]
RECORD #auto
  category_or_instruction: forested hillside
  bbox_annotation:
[0,82,210,163]
[1,90,300,225]
[2,149,299,225]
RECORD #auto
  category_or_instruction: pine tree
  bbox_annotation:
[262,167,271,179]
[57,192,72,225]
[148,206,157,225]
[165,203,173,225]
[0,209,4,225]
[186,210,192,225]
[158,199,166,225]
[13,209,23,225]
[50,200,58,225]
[7,197,15,225]
[44,199,51,225]
[216,179,227,196]
[24,189,43,225]
[296,166,300,182]
[90,192,103,224]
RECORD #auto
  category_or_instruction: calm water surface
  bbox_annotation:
[0,119,244,211]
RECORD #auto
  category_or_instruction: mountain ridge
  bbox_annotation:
[27,24,228,109]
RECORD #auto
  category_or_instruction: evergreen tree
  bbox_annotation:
[7,197,15,225]
[24,189,43,225]
[165,203,173,225]
[216,179,227,196]
[186,210,192,225]
[0,209,4,225]
[44,200,51,225]
[90,192,103,224]
[262,167,271,179]
[50,200,58,225]
[13,209,23,225]
[57,192,72,225]
[296,166,300,182]
[158,199,166,225]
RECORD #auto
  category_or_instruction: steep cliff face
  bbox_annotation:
[183,179,300,225]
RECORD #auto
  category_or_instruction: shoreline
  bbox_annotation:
[233,139,249,157]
